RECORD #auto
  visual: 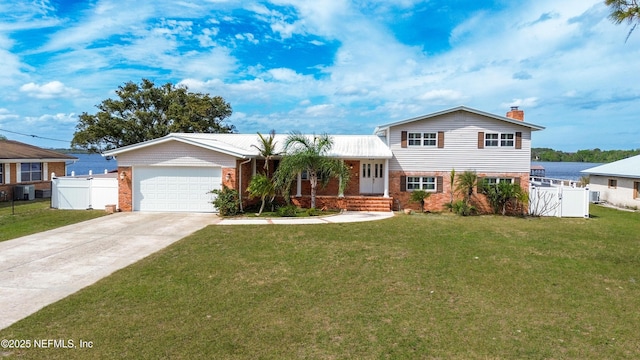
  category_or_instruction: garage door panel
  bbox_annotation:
[134,167,221,212]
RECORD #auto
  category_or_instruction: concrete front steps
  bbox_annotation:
[342,196,393,212]
[292,195,393,212]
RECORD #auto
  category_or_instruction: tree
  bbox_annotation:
[247,173,276,216]
[410,189,431,213]
[456,170,478,206]
[274,132,350,209]
[251,130,278,176]
[72,79,235,153]
[447,168,456,211]
[480,180,524,216]
[605,0,640,41]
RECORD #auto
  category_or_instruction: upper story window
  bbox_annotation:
[485,133,515,148]
[21,162,42,182]
[402,131,444,148]
[501,133,515,147]
[408,132,437,147]
[485,133,499,147]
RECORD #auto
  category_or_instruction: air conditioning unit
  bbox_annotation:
[14,185,35,201]
[589,190,600,203]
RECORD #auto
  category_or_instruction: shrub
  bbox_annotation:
[210,186,240,216]
[305,208,319,216]
[409,189,431,213]
[277,204,299,217]
[451,199,476,216]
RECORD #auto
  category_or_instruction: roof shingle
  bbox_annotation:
[0,140,77,160]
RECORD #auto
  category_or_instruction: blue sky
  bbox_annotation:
[0,0,639,151]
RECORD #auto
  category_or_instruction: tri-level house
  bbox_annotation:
[103,106,544,213]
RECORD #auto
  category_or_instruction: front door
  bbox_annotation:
[359,161,384,194]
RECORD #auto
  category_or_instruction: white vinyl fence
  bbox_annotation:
[51,175,118,210]
[528,185,590,218]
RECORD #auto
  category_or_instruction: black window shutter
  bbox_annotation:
[401,131,407,148]
[436,176,443,193]
[400,176,406,192]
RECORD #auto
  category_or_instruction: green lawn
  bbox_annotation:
[1,205,639,359]
[0,199,106,242]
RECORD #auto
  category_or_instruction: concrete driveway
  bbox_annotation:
[0,212,219,330]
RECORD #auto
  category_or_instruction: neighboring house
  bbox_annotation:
[581,155,640,209]
[103,106,544,213]
[0,140,77,201]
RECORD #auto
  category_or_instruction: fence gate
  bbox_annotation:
[51,176,118,210]
[529,185,589,218]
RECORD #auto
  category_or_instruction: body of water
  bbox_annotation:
[531,161,601,181]
[65,153,117,176]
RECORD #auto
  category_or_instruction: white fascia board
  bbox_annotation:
[102,135,250,159]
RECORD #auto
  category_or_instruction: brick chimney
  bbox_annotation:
[506,106,524,121]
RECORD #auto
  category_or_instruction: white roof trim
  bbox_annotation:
[374,105,545,134]
[102,134,251,159]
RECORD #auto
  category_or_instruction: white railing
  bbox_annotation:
[529,176,584,188]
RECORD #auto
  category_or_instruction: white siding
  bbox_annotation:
[388,111,532,172]
[589,175,640,209]
[116,140,238,168]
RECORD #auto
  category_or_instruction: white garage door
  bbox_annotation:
[134,167,221,212]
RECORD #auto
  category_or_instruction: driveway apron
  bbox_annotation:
[0,212,219,330]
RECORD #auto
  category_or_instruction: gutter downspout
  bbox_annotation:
[239,158,252,212]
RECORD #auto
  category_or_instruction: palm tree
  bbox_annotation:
[246,173,276,216]
[605,0,640,41]
[251,130,278,176]
[448,168,456,210]
[274,132,350,209]
[456,170,478,206]
[410,189,431,213]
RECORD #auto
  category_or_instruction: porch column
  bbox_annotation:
[252,158,256,176]
[383,159,389,198]
[338,160,345,198]
[296,173,302,197]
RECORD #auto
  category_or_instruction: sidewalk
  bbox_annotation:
[217,211,394,225]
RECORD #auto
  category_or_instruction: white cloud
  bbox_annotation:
[501,98,539,109]
[267,68,304,82]
[24,112,78,125]
[235,32,259,44]
[418,90,466,104]
[19,81,80,99]
[0,108,19,122]
[303,104,336,117]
